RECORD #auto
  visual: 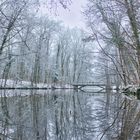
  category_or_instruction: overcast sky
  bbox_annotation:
[40,0,87,29]
[56,0,87,28]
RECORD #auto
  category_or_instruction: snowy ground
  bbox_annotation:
[0,79,73,89]
[122,85,139,92]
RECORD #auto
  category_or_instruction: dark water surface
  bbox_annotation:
[0,90,122,140]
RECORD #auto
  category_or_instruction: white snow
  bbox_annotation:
[0,79,73,89]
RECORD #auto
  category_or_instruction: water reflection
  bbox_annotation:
[0,90,98,140]
[0,90,139,140]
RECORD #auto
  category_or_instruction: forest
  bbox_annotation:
[0,0,95,88]
[0,0,140,88]
[0,0,140,140]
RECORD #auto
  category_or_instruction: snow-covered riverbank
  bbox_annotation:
[122,85,140,99]
[0,79,73,89]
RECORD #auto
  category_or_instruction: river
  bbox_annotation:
[0,89,138,140]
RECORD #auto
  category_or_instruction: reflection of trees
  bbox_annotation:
[0,90,140,140]
[52,91,94,140]
[0,90,10,140]
[0,90,94,140]
[30,91,40,140]
[97,90,140,140]
[118,99,140,140]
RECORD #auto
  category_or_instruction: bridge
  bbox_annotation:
[72,83,116,90]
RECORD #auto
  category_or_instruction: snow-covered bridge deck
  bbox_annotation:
[72,83,114,90]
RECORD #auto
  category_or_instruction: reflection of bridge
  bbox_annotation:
[72,83,113,90]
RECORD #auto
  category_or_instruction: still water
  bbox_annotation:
[0,90,124,140]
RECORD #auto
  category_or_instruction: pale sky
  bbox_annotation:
[39,0,87,29]
[55,0,87,29]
